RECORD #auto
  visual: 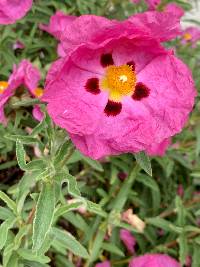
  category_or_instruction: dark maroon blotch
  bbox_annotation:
[85,78,100,95]
[132,82,150,101]
[127,61,135,71]
[104,100,122,116]
[100,53,114,67]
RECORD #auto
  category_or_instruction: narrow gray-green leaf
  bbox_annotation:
[18,249,50,264]
[135,151,152,176]
[32,182,55,251]
[0,218,16,249]
[0,190,17,215]
[51,228,89,259]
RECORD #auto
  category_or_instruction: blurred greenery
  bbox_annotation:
[0,0,200,266]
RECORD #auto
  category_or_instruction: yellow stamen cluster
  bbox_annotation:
[0,81,8,94]
[101,65,136,101]
[34,87,43,98]
[183,32,192,41]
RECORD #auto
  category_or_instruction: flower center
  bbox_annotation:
[0,81,8,94]
[33,87,43,98]
[183,33,192,41]
[101,64,136,101]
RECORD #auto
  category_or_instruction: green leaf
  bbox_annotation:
[51,228,89,259]
[102,242,125,257]
[86,200,107,217]
[7,134,38,144]
[135,151,152,176]
[32,182,55,251]
[0,207,15,220]
[146,217,183,233]
[89,221,107,263]
[14,225,30,250]
[16,140,27,171]
[112,164,140,211]
[178,233,188,265]
[18,249,50,264]
[0,218,16,250]
[65,173,81,198]
[0,190,17,215]
[54,201,83,220]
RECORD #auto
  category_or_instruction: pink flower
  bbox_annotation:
[0,0,32,25]
[13,40,25,50]
[120,229,136,254]
[129,254,180,267]
[181,27,200,48]
[0,60,41,124]
[42,12,196,160]
[95,261,110,267]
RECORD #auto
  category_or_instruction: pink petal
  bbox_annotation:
[129,11,181,42]
[120,229,136,254]
[32,105,44,121]
[129,254,180,267]
[95,261,110,267]
[146,138,171,156]
[164,3,184,18]
[0,0,32,25]
[39,11,76,40]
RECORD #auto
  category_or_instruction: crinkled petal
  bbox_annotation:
[0,0,32,25]
[129,11,181,42]
[60,15,118,54]
[146,138,171,156]
[129,254,180,267]
[164,3,184,18]
[136,54,196,143]
[39,11,76,40]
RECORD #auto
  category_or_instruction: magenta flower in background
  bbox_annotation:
[95,261,110,267]
[177,184,184,197]
[0,0,32,25]
[0,60,42,124]
[120,229,136,254]
[42,11,196,160]
[145,0,161,10]
[132,0,184,18]
[129,254,180,267]
[181,27,200,47]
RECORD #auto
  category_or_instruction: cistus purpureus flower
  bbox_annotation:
[95,261,110,267]
[0,60,42,124]
[0,0,32,25]
[181,27,200,48]
[129,254,180,267]
[42,12,196,160]
[120,229,136,254]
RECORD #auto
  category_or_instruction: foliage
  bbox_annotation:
[0,0,200,266]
